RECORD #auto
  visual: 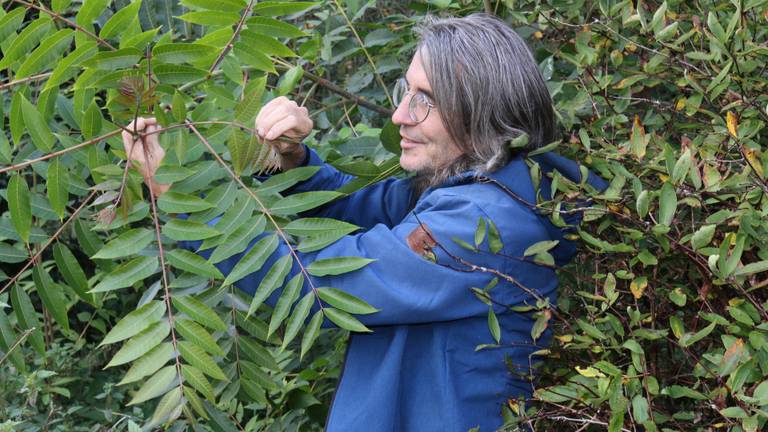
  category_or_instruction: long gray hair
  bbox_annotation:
[411,13,556,193]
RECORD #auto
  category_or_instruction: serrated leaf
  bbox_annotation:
[167,249,224,279]
[20,94,56,152]
[11,284,46,356]
[106,320,170,367]
[307,257,375,277]
[268,274,303,337]
[128,365,177,405]
[234,76,267,124]
[177,341,227,381]
[172,296,227,331]
[92,228,154,259]
[157,192,214,213]
[184,387,210,419]
[223,234,280,287]
[182,364,215,402]
[53,243,94,305]
[316,287,378,315]
[7,175,32,243]
[209,216,265,263]
[15,29,74,79]
[91,256,159,293]
[281,291,313,349]
[101,301,165,346]
[32,266,69,332]
[153,43,218,64]
[300,310,323,359]
[239,337,280,370]
[176,318,224,356]
[118,342,174,385]
[324,307,371,333]
[162,219,220,241]
[46,158,69,219]
[247,254,293,316]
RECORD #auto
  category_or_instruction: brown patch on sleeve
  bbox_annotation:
[406,224,438,261]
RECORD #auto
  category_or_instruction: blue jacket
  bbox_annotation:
[184,148,606,431]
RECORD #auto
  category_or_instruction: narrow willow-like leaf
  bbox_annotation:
[81,100,103,139]
[10,91,24,146]
[222,234,279,287]
[118,342,174,385]
[0,311,26,372]
[46,158,69,219]
[474,217,486,249]
[100,301,165,346]
[0,8,26,41]
[297,228,357,253]
[99,0,141,39]
[91,256,159,293]
[251,1,319,16]
[178,11,239,25]
[257,166,321,195]
[162,219,220,241]
[53,243,94,305]
[167,249,224,279]
[323,308,371,333]
[269,191,342,215]
[8,175,31,243]
[283,217,359,237]
[239,337,280,370]
[152,43,218,64]
[181,0,245,12]
[154,166,194,185]
[182,364,215,402]
[15,29,74,79]
[157,192,214,213]
[184,387,210,419]
[0,17,52,71]
[11,284,45,356]
[268,274,304,337]
[149,387,183,426]
[20,94,56,152]
[281,291,313,350]
[234,76,266,125]
[45,42,98,91]
[106,320,170,367]
[172,296,228,332]
[176,318,225,356]
[92,228,154,259]
[316,287,378,315]
[307,257,375,277]
[177,341,227,381]
[300,311,323,359]
[127,365,177,405]
[246,17,306,38]
[208,216,265,263]
[247,254,293,317]
[32,266,70,332]
[488,308,501,344]
[240,360,279,391]
[0,243,27,263]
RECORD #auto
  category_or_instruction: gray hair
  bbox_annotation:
[412,13,556,191]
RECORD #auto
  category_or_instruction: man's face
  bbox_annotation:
[392,52,464,174]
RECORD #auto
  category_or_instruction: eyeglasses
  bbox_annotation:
[392,78,435,124]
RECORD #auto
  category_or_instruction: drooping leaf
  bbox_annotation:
[127,365,177,405]
[177,341,227,381]
[100,301,165,346]
[281,291,314,349]
[658,182,677,226]
[176,318,225,356]
[208,216,265,263]
[53,243,94,305]
[323,308,371,333]
[149,386,183,426]
[11,284,46,356]
[20,94,56,152]
[316,287,378,315]
[0,311,27,372]
[181,364,215,402]
[118,342,174,385]
[268,274,304,337]
[46,158,69,219]
[7,175,32,243]
[172,295,227,332]
[222,234,280,287]
[152,43,218,64]
[32,266,70,332]
[269,191,342,215]
[283,217,359,237]
[0,243,27,263]
[300,310,323,359]
[239,337,280,370]
[92,228,154,259]
[167,249,224,279]
[257,167,321,195]
[15,29,74,79]
[106,320,170,368]
[307,257,375,277]
[91,256,159,293]
[247,254,293,316]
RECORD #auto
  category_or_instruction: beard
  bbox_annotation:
[407,154,475,208]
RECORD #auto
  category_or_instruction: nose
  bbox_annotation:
[391,98,416,126]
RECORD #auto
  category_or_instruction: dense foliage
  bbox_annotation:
[1,0,767,431]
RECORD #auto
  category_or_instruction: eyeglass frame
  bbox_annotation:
[392,78,436,124]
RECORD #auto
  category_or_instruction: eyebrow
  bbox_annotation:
[404,77,435,101]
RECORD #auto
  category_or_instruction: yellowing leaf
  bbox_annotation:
[630,276,648,299]
[575,366,605,378]
[726,111,738,138]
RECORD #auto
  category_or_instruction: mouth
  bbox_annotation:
[400,135,423,149]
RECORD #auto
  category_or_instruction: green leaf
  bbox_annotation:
[734,260,768,277]
[0,17,52,71]
[32,266,70,332]
[234,43,276,73]
[245,17,306,38]
[162,219,221,241]
[239,337,280,370]
[379,119,402,155]
[209,216,265,263]
[177,11,239,26]
[53,243,94,305]
[270,191,342,216]
[324,308,371,333]
[488,308,501,343]
[15,29,74,79]
[0,8,26,42]
[658,182,677,226]
[487,219,503,254]
[127,365,177,405]
[307,257,375,277]
[277,65,304,95]
[473,217,486,249]
[91,256,159,293]
[679,322,717,347]
[76,0,109,26]
[300,310,323,359]
[181,0,246,12]
[100,0,141,39]
[234,75,267,124]
[149,387,183,426]
[106,320,170,367]
[153,43,218,64]
[45,42,98,91]
[247,254,293,316]
[0,243,27,263]
[167,249,224,279]
[0,311,26,372]
[258,167,321,195]
[81,100,103,139]
[632,395,650,423]
[707,11,727,43]
[46,158,69,219]
[92,228,154,259]
[7,175,32,243]
[282,291,313,349]
[316,287,378,315]
[157,192,214,213]
[251,1,319,16]
[240,360,278,391]
[268,274,304,337]
[20,94,56,152]
[223,234,279,287]
[181,364,215,402]
[524,240,560,257]
[101,301,165,346]
[10,91,24,146]
[153,64,207,84]
[172,296,228,332]
[81,48,142,69]
[11,284,45,356]
[177,341,227,380]
[172,91,187,122]
[118,342,174,385]
[176,318,225,356]
[297,228,357,253]
[154,166,194,184]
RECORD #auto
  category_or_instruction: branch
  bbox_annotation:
[11,0,116,51]
[208,0,256,75]
[0,328,34,366]
[0,72,52,92]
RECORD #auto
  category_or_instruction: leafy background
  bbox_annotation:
[1,0,767,431]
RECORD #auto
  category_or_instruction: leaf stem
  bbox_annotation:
[208,0,257,76]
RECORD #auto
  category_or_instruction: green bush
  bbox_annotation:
[0,0,767,431]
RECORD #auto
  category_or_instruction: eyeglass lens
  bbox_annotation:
[393,79,430,123]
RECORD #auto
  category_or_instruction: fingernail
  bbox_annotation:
[266,132,275,140]
[257,128,264,137]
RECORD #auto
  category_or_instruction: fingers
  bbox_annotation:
[121,118,163,178]
[254,97,312,141]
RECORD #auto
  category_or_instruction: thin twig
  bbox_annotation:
[0,328,34,366]
[208,0,256,75]
[0,72,53,92]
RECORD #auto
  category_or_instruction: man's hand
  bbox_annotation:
[121,117,170,197]
[255,96,313,170]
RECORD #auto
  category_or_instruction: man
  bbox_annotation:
[124,13,604,432]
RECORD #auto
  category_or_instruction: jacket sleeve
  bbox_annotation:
[191,189,557,327]
[274,147,414,229]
